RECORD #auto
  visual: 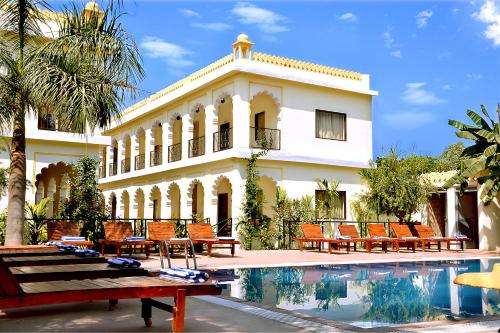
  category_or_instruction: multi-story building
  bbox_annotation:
[98,34,377,236]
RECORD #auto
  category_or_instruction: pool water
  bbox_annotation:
[213,259,500,328]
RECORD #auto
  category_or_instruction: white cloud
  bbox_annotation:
[402,82,446,105]
[452,8,460,14]
[384,112,434,128]
[231,2,287,33]
[383,30,398,48]
[442,84,452,90]
[391,50,402,58]
[338,12,357,23]
[140,36,194,70]
[473,0,500,46]
[416,10,433,28]
[466,73,483,80]
[179,9,200,18]
[192,22,232,31]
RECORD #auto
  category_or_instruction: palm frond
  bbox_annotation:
[0,0,49,47]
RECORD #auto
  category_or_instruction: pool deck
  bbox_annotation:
[1,248,499,332]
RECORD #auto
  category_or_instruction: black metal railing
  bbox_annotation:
[213,128,232,152]
[109,163,117,176]
[250,127,281,150]
[217,218,233,237]
[135,154,145,170]
[168,143,182,162]
[98,165,106,178]
[150,146,162,166]
[121,158,131,173]
[188,136,205,158]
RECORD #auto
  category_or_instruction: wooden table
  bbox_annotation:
[10,263,149,282]
[3,255,107,267]
[0,249,64,257]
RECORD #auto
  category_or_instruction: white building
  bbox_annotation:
[98,34,377,236]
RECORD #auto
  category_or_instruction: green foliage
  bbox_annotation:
[0,209,6,245]
[24,198,51,245]
[359,148,435,222]
[60,156,107,245]
[444,105,500,205]
[272,187,315,248]
[238,149,273,249]
[435,142,465,172]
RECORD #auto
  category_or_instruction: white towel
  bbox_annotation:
[169,237,190,242]
[216,237,235,241]
[402,236,418,240]
[61,236,86,241]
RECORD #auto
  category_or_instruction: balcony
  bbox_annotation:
[135,154,145,170]
[121,158,131,173]
[150,146,162,166]
[250,127,281,150]
[188,136,205,158]
[109,163,117,176]
[168,143,182,163]
[98,165,106,178]
[213,128,232,152]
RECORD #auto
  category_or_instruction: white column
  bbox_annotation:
[130,134,138,171]
[446,188,458,249]
[106,145,113,176]
[130,188,139,219]
[143,185,154,219]
[117,139,125,174]
[179,180,191,219]
[182,113,190,161]
[232,78,250,149]
[145,128,153,168]
[162,122,169,165]
[205,104,216,155]
[204,175,216,225]
[165,182,173,219]
[230,170,244,237]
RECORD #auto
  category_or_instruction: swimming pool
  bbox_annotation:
[213,259,500,328]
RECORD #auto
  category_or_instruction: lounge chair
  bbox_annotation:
[99,222,154,258]
[415,225,470,250]
[390,224,429,252]
[47,221,93,248]
[187,223,239,257]
[292,224,353,254]
[0,257,221,332]
[338,224,392,253]
[148,222,192,255]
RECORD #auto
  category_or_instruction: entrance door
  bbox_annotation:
[193,121,200,139]
[428,193,446,236]
[219,123,230,150]
[458,191,479,249]
[254,112,265,141]
[217,193,229,236]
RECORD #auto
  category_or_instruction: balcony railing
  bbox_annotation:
[109,163,117,176]
[213,128,232,152]
[150,146,162,166]
[99,165,106,178]
[121,158,131,173]
[135,154,145,170]
[188,136,205,158]
[250,127,281,150]
[168,143,182,162]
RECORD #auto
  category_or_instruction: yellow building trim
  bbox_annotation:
[31,152,84,194]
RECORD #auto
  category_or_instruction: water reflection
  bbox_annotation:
[218,259,500,328]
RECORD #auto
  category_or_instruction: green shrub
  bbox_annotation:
[0,209,6,245]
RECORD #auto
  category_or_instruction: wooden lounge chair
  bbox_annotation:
[415,225,470,250]
[292,224,352,254]
[47,221,93,248]
[338,224,392,253]
[148,222,192,256]
[3,254,107,267]
[0,257,221,332]
[99,222,154,258]
[187,223,239,257]
[367,224,398,252]
[390,224,429,252]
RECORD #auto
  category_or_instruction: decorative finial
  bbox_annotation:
[232,33,254,60]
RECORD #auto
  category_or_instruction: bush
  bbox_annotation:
[0,209,6,245]
[25,198,51,245]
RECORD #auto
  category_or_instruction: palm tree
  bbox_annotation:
[444,105,500,204]
[0,0,143,245]
[315,178,340,236]
[24,197,51,245]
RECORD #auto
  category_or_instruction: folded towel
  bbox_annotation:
[169,237,190,242]
[74,249,99,257]
[107,257,141,268]
[123,236,146,242]
[160,267,209,280]
[402,236,418,240]
[337,235,351,240]
[216,237,235,241]
[61,236,86,241]
[46,241,61,246]
[57,244,79,253]
[373,236,389,240]
[159,275,207,283]
[431,236,444,239]
[453,234,468,239]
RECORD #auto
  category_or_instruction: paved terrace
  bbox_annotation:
[1,248,499,332]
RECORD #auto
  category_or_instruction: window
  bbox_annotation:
[315,110,346,141]
[315,190,346,220]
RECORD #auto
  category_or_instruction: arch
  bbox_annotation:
[121,190,130,219]
[35,180,44,204]
[188,179,204,220]
[45,178,57,218]
[109,191,117,219]
[134,188,145,219]
[167,182,181,219]
[250,91,281,149]
[150,186,162,220]
[151,122,163,166]
[250,90,281,108]
[168,114,183,162]
[214,92,232,110]
[213,175,232,236]
[135,128,146,170]
[59,173,70,204]
[212,175,232,197]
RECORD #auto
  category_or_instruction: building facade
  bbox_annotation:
[98,34,377,236]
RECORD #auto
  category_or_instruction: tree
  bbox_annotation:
[315,178,340,236]
[359,149,435,222]
[0,1,143,244]
[444,105,500,204]
[24,197,51,244]
[60,156,107,245]
[435,142,465,172]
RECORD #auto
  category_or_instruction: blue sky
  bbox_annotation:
[58,1,500,158]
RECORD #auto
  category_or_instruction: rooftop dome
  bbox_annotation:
[84,1,100,12]
[237,33,249,42]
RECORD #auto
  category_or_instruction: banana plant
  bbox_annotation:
[444,105,500,204]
